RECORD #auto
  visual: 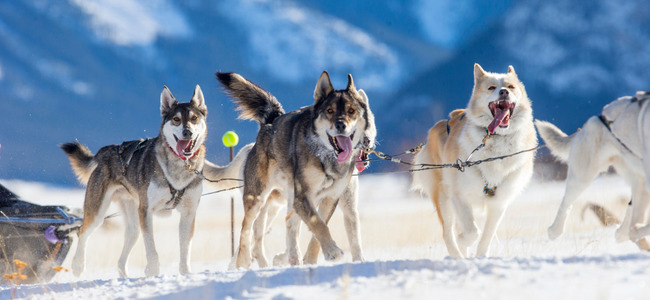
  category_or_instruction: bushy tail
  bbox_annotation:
[202,143,254,191]
[535,120,575,162]
[216,72,285,125]
[410,146,434,196]
[60,141,97,185]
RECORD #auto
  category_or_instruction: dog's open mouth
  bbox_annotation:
[173,135,196,157]
[328,133,354,164]
[488,100,516,134]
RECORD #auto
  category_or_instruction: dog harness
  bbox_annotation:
[597,94,647,157]
[444,112,498,197]
[117,138,189,210]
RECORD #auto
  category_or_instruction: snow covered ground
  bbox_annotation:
[2,174,650,299]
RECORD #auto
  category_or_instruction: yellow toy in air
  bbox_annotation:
[222,131,239,147]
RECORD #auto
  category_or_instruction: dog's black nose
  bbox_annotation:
[335,121,346,132]
[182,128,193,139]
[499,89,509,98]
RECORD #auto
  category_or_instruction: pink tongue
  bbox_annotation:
[335,135,353,163]
[487,108,509,134]
[176,140,192,156]
[355,152,366,172]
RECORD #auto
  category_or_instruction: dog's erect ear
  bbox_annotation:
[314,71,334,103]
[358,89,369,104]
[474,63,487,82]
[346,73,357,92]
[160,86,178,116]
[507,65,518,76]
[191,84,207,111]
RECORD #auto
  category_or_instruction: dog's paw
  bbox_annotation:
[273,253,289,267]
[615,226,630,243]
[179,263,191,275]
[145,263,160,277]
[71,255,85,277]
[236,255,253,269]
[323,245,344,261]
[629,224,645,242]
[547,224,563,240]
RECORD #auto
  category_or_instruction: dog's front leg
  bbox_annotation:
[339,177,364,262]
[303,196,339,264]
[139,201,160,277]
[452,197,479,257]
[475,202,509,257]
[177,193,200,275]
[293,181,343,262]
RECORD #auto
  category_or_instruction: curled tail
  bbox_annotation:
[60,141,97,185]
[202,143,254,191]
[216,72,285,125]
[535,120,576,162]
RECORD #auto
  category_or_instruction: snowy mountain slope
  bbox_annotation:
[379,0,650,152]
[0,0,648,185]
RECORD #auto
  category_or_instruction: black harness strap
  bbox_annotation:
[598,114,636,156]
[117,138,187,210]
[118,138,150,175]
[166,185,185,209]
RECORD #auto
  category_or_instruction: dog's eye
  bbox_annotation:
[173,116,181,123]
[191,115,198,122]
[488,86,496,91]
[508,85,515,89]
[327,108,334,114]
[348,108,356,115]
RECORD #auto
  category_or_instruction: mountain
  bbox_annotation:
[0,0,648,185]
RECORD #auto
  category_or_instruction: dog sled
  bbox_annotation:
[0,183,81,283]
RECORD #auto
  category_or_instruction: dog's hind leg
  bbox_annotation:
[303,196,339,265]
[139,188,161,277]
[438,190,464,258]
[117,196,140,278]
[548,123,609,240]
[237,188,270,269]
[252,190,282,268]
[72,182,115,277]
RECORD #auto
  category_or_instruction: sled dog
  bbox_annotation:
[536,91,650,249]
[412,64,537,258]
[62,85,209,277]
[217,71,375,268]
[249,91,376,269]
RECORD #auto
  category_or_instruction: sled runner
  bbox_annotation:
[0,183,81,283]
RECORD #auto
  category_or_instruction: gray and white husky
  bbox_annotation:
[216,71,375,269]
[61,85,209,278]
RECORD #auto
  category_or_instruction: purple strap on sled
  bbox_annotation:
[44,225,61,244]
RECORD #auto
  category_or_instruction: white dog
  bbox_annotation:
[536,91,650,249]
[412,64,537,258]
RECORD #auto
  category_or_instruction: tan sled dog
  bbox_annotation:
[412,64,537,258]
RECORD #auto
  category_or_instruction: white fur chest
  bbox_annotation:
[455,124,535,194]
